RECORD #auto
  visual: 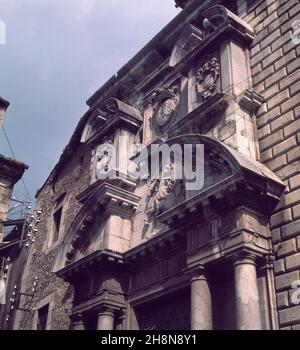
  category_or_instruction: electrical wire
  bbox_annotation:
[0,119,32,202]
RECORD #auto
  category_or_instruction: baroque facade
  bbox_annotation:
[3,0,300,330]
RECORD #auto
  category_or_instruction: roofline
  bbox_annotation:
[86,0,214,107]
[36,0,219,198]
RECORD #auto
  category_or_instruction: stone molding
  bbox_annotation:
[81,97,142,145]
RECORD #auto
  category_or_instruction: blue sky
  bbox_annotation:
[0,0,181,204]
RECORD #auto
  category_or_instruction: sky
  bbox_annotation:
[0,0,181,205]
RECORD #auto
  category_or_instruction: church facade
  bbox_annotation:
[5,0,300,330]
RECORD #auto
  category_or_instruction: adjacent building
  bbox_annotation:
[4,0,300,330]
[0,96,29,328]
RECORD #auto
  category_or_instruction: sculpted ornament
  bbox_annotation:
[95,138,114,179]
[150,86,180,129]
[146,163,177,217]
[196,57,220,99]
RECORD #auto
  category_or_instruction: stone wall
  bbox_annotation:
[238,0,300,330]
[15,145,91,330]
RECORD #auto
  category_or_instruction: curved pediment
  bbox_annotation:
[152,135,285,226]
[169,24,203,67]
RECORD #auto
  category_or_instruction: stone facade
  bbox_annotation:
[4,0,300,330]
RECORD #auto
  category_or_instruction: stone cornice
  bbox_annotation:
[84,98,143,145]
[56,249,124,280]
[0,154,29,185]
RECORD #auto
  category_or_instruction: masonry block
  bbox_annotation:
[273,137,297,157]
[277,291,289,309]
[282,219,300,239]
[289,174,300,190]
[284,119,300,137]
[274,259,286,275]
[286,253,300,272]
[260,129,284,151]
[277,238,297,258]
[271,111,294,133]
[279,305,300,326]
[275,271,300,291]
[267,90,290,111]
[271,208,292,228]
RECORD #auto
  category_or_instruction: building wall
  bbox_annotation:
[15,145,92,330]
[238,0,300,330]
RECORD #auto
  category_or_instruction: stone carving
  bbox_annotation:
[150,86,180,129]
[202,6,229,38]
[147,163,177,216]
[156,99,177,127]
[196,57,220,99]
[95,138,114,179]
[169,24,203,67]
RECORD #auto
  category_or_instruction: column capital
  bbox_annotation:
[232,252,258,267]
[70,313,85,330]
[94,306,115,318]
[184,264,207,281]
[258,254,275,272]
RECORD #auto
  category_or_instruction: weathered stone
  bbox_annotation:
[4,0,300,332]
[292,204,300,220]
[275,271,300,291]
[277,291,289,309]
[259,129,284,152]
[285,253,300,271]
[275,50,297,71]
[282,219,300,239]
[273,137,297,157]
[289,174,300,190]
[270,208,292,228]
[267,90,290,111]
[279,305,300,326]
[271,111,294,133]
[276,239,297,258]
[274,259,286,275]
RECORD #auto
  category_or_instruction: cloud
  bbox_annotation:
[0,0,181,199]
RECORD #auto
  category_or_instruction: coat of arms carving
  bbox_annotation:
[196,57,220,99]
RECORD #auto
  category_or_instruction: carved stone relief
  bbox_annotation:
[196,57,220,99]
[94,138,114,180]
[150,85,180,130]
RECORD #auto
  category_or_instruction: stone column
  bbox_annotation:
[190,269,213,330]
[97,307,115,330]
[71,313,85,330]
[234,254,262,330]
